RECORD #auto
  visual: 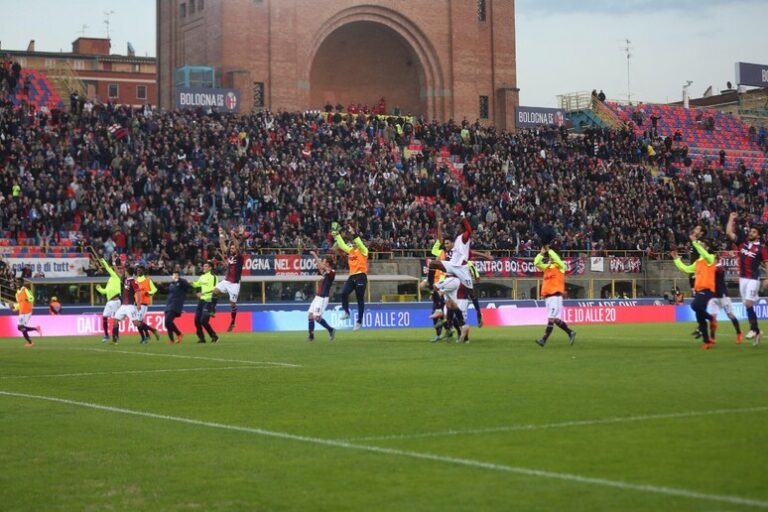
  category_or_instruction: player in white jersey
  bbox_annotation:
[427,213,473,343]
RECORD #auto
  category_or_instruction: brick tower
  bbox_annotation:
[158,0,519,128]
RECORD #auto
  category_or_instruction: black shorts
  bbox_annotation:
[432,290,445,311]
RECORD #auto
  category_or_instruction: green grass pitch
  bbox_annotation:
[0,323,766,511]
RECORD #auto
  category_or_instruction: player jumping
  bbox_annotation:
[428,212,473,343]
[332,222,369,331]
[211,227,244,332]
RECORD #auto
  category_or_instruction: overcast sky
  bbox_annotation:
[1,0,766,107]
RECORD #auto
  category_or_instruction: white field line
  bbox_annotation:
[0,366,287,379]
[342,406,768,442]
[1,391,766,509]
[74,348,302,367]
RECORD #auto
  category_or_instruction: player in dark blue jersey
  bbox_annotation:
[211,227,245,332]
[307,250,336,341]
[162,265,191,344]
[726,212,768,345]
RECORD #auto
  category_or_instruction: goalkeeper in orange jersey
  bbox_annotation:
[534,245,576,347]
[332,221,369,331]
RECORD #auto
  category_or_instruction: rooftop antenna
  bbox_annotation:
[104,11,115,39]
[623,39,632,105]
[80,24,89,36]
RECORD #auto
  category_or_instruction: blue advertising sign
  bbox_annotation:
[176,86,241,113]
[735,62,768,88]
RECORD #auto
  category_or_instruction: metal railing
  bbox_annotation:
[474,277,740,301]
[246,248,653,259]
[19,276,744,307]
[43,60,86,108]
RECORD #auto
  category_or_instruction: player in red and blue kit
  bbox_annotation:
[705,256,742,344]
[726,212,768,345]
[212,227,245,332]
[307,250,336,341]
[112,266,143,344]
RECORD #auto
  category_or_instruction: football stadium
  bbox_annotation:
[1,1,767,510]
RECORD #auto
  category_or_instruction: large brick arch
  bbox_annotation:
[305,5,446,120]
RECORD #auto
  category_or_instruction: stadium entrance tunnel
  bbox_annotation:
[309,21,425,116]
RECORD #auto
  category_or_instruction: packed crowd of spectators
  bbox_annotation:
[1,96,766,274]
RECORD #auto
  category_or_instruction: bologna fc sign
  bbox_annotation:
[176,87,241,113]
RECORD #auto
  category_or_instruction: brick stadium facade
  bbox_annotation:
[4,38,156,107]
[157,0,519,128]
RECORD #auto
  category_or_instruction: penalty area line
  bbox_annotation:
[341,406,768,441]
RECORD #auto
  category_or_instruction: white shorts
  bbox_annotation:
[545,295,563,319]
[436,276,460,303]
[739,278,760,302]
[114,305,140,322]
[308,296,329,317]
[138,305,149,320]
[707,296,734,317]
[18,313,32,327]
[457,299,469,318]
[215,280,241,302]
[441,262,474,289]
[102,299,121,318]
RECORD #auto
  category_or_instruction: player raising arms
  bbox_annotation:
[672,227,717,350]
[211,227,245,332]
[307,250,336,342]
[427,212,474,343]
[726,212,768,345]
[136,264,160,344]
[534,244,576,347]
[12,278,41,347]
[95,253,122,343]
[332,221,369,331]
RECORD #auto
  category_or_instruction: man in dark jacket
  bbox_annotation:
[163,265,190,344]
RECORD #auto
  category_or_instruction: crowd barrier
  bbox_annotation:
[2,299,767,337]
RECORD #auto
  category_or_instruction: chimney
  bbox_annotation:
[127,41,135,57]
[26,39,35,52]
